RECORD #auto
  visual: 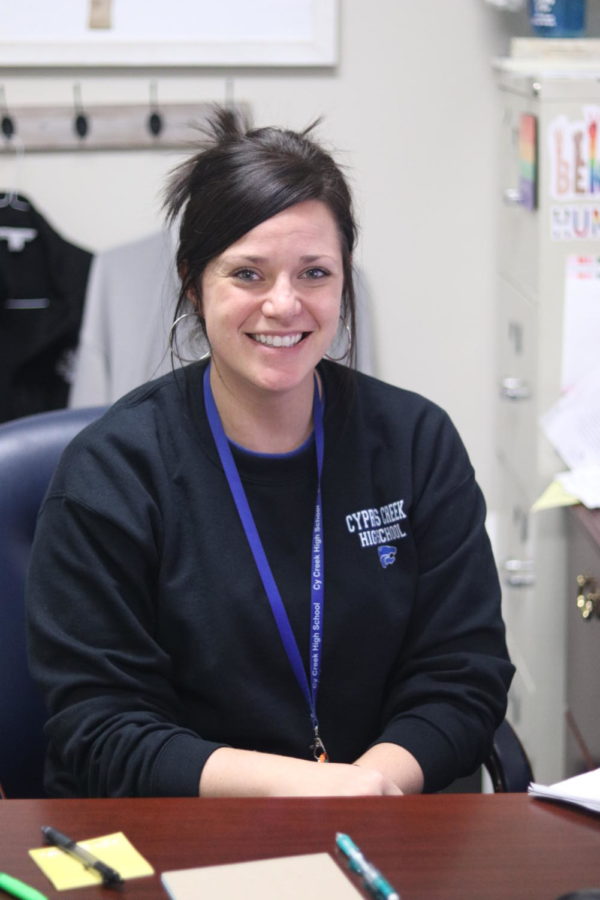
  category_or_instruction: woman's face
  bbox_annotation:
[200,199,344,404]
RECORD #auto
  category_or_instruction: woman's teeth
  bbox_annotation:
[251,333,304,348]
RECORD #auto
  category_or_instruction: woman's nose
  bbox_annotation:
[261,276,301,319]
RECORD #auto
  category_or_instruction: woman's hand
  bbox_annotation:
[278,760,403,796]
[199,747,402,797]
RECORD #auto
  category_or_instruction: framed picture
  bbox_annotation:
[0,0,338,67]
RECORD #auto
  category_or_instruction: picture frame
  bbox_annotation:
[0,0,338,68]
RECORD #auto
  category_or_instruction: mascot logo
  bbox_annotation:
[378,545,397,569]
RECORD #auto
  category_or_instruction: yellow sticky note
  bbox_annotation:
[531,480,579,512]
[29,832,154,891]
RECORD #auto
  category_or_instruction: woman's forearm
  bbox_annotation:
[353,742,424,794]
[199,746,403,797]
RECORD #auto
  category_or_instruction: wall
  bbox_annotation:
[0,2,521,500]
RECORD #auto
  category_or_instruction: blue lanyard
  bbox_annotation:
[203,365,328,761]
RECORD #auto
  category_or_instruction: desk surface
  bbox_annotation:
[1,794,599,900]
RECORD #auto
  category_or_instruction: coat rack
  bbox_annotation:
[0,100,249,153]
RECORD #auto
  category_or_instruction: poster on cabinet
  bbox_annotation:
[550,106,600,240]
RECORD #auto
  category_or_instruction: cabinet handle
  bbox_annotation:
[500,376,531,401]
[502,187,521,206]
[503,558,535,588]
[576,574,600,621]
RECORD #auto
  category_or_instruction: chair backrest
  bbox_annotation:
[0,405,106,798]
[484,719,534,793]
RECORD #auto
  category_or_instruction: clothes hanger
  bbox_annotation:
[0,138,31,213]
[0,97,36,252]
[0,89,30,213]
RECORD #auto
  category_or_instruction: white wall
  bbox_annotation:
[0,1,518,500]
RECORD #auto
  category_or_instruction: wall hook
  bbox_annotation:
[73,83,89,139]
[0,86,15,140]
[147,81,163,137]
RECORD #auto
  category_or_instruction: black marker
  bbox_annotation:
[41,826,123,888]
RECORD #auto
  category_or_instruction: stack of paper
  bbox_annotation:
[528,767,600,813]
[539,366,600,510]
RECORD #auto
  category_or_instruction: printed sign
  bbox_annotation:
[551,205,600,240]
[549,107,600,200]
[549,107,600,240]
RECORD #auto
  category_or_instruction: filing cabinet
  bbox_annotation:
[566,507,600,776]
[494,49,600,783]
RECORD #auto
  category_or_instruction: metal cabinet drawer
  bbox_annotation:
[493,465,569,783]
[496,275,538,498]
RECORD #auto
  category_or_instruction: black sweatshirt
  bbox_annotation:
[26,360,513,796]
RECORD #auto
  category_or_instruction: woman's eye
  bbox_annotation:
[233,268,259,282]
[302,267,329,280]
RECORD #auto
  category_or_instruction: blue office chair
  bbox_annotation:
[0,405,533,797]
[0,405,106,798]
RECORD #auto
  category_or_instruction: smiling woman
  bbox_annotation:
[164,111,357,454]
[26,107,514,800]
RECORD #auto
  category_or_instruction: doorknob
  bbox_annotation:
[576,574,600,621]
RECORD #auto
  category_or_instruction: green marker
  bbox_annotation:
[0,873,48,900]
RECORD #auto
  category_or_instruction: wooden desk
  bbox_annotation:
[1,794,599,900]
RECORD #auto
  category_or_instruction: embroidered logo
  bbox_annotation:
[344,498,408,552]
[378,545,397,568]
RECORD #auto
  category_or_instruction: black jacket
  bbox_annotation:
[0,195,92,422]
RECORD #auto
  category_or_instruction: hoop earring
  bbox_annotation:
[169,312,210,364]
[325,319,352,363]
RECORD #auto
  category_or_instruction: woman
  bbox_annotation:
[26,108,513,798]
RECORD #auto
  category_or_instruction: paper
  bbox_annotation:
[540,365,600,471]
[561,256,600,391]
[29,831,154,890]
[529,767,600,814]
[539,360,600,508]
[531,479,579,511]
[557,465,600,509]
[161,852,363,900]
